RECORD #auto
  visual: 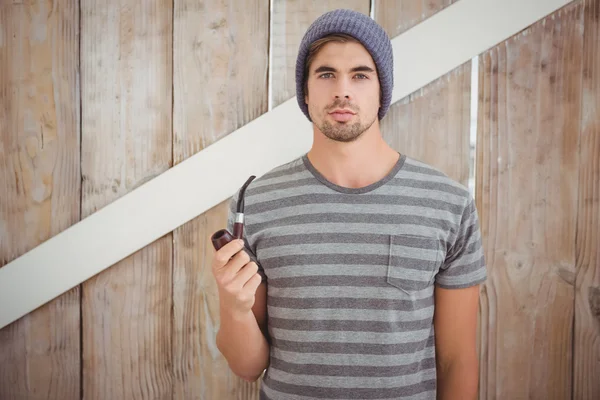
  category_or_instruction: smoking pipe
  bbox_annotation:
[211,175,256,251]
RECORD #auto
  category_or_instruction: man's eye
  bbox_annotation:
[319,73,333,78]
[355,74,367,79]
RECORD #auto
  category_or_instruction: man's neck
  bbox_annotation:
[307,126,400,190]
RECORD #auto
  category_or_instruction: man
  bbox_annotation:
[212,8,486,400]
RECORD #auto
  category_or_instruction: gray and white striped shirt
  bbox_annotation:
[227,152,487,399]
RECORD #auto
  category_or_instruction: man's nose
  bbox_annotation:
[333,77,352,100]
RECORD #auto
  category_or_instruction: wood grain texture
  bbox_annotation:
[574,0,600,398]
[0,1,81,399]
[173,0,269,160]
[476,3,584,399]
[80,1,173,399]
[380,66,471,186]
[172,1,269,398]
[271,0,371,108]
[375,0,470,187]
[374,0,456,38]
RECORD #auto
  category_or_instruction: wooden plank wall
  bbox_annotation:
[172,1,269,399]
[0,2,81,399]
[80,1,174,399]
[1,1,599,399]
[477,0,599,398]
[575,0,600,398]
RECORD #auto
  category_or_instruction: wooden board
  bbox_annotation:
[375,0,470,187]
[476,2,583,398]
[375,0,456,39]
[380,66,471,186]
[0,1,81,399]
[271,0,370,108]
[171,1,269,398]
[80,1,173,398]
[574,0,600,398]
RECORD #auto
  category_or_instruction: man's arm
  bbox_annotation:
[217,281,269,382]
[215,191,270,382]
[213,238,270,382]
[433,284,481,400]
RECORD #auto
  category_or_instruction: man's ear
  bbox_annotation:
[305,93,308,105]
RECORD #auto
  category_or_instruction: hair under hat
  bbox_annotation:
[295,9,394,122]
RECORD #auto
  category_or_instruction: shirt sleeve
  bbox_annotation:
[226,191,267,283]
[435,196,487,289]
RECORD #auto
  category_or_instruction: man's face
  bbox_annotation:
[305,41,380,143]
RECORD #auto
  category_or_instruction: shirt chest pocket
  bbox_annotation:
[387,234,443,294]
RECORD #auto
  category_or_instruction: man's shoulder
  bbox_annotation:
[402,155,472,202]
[254,156,306,185]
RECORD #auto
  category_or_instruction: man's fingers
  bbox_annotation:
[243,272,263,293]
[213,239,245,269]
[226,249,251,275]
[234,262,259,286]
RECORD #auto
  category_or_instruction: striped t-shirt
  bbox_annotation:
[226,152,487,399]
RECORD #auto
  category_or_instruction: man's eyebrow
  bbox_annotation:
[313,65,375,74]
[350,65,375,73]
[314,65,337,74]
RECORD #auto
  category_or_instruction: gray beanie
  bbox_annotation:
[295,9,394,121]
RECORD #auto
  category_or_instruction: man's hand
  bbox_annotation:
[211,239,263,320]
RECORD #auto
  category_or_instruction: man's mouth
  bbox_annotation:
[329,109,356,122]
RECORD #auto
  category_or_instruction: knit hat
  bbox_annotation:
[295,9,394,122]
